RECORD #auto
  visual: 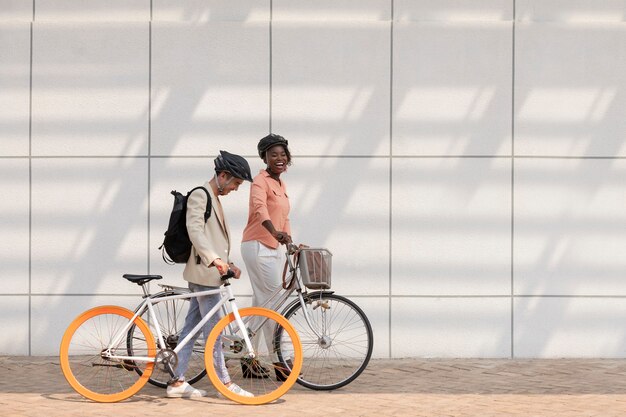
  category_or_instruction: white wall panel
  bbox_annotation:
[354,297,389,358]
[31,295,141,355]
[393,22,512,156]
[273,0,390,21]
[392,158,511,296]
[35,0,149,22]
[153,0,270,22]
[515,23,626,157]
[272,21,390,156]
[31,158,148,294]
[0,0,32,21]
[517,0,626,22]
[0,296,29,355]
[0,23,30,156]
[514,159,626,295]
[3,1,625,358]
[395,0,513,21]
[151,22,269,157]
[392,297,511,357]
[0,160,29,294]
[514,297,626,357]
[288,158,390,296]
[31,22,149,156]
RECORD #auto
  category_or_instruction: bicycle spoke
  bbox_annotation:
[278,293,373,390]
[60,306,156,402]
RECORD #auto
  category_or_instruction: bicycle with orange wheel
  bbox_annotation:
[59,270,302,405]
[132,243,373,391]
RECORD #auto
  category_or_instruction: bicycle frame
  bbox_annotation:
[222,246,325,340]
[103,283,255,367]
[129,245,326,365]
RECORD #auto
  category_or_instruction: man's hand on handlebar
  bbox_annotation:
[212,258,241,279]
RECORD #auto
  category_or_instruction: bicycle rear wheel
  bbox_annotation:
[126,291,206,387]
[59,306,156,402]
[277,292,373,390]
[205,307,303,405]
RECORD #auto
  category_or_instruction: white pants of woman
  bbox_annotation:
[241,240,284,359]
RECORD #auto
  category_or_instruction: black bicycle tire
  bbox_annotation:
[277,292,373,390]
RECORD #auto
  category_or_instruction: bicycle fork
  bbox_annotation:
[297,291,329,341]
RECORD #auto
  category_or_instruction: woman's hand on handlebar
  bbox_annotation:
[273,230,292,245]
[286,242,309,255]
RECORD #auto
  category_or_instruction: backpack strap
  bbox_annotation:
[188,186,212,223]
[188,186,213,265]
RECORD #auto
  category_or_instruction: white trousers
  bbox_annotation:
[241,240,284,358]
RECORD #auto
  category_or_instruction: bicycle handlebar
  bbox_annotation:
[220,269,236,280]
[286,243,299,255]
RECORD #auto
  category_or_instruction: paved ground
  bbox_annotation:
[2,356,626,416]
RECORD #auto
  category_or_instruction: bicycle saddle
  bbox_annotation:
[122,274,163,286]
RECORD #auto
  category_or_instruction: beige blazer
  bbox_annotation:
[183,181,230,287]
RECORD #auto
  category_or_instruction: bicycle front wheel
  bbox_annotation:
[59,306,156,402]
[127,290,206,387]
[205,307,303,405]
[277,293,373,390]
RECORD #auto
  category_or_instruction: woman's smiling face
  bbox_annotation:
[265,144,289,175]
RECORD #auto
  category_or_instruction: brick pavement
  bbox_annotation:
[2,356,626,417]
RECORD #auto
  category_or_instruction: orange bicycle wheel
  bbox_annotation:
[205,307,303,405]
[59,305,156,402]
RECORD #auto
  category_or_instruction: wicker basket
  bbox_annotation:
[298,248,332,290]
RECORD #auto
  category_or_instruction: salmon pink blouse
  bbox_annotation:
[242,170,291,249]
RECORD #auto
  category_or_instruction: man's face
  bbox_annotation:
[219,173,244,195]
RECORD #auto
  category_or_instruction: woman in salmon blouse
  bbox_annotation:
[241,133,293,378]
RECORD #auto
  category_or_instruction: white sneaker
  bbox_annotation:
[225,382,254,398]
[166,381,207,398]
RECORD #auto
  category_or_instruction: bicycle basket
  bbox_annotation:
[298,248,332,290]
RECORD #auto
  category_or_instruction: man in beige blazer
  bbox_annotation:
[167,150,254,399]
